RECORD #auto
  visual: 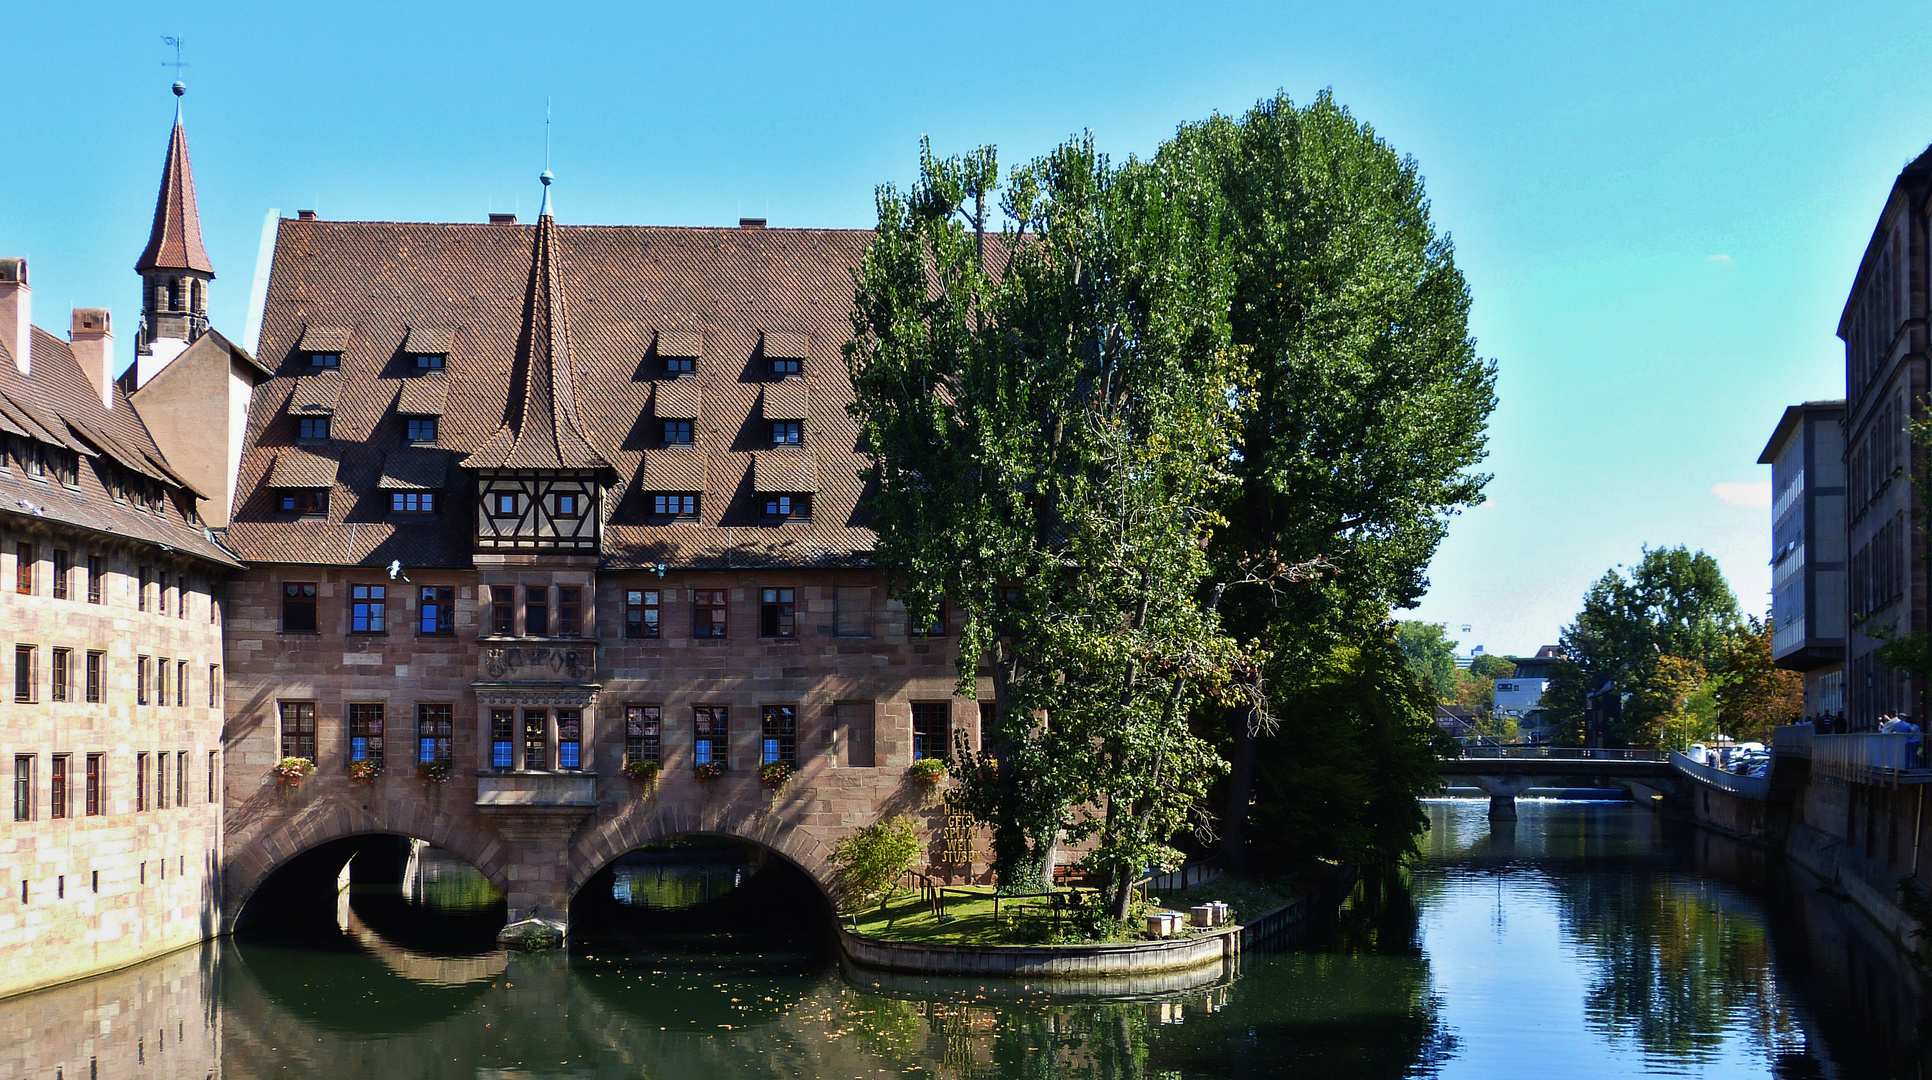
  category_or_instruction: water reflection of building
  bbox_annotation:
[0,943,217,1079]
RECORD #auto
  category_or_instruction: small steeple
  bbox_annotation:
[462,172,608,473]
[134,80,214,375]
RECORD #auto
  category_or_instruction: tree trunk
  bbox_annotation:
[1037,827,1060,892]
[1222,703,1258,874]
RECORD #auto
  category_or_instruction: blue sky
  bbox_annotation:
[1,1,1924,653]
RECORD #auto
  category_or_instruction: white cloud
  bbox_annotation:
[1707,254,1734,266]
[1711,481,1770,508]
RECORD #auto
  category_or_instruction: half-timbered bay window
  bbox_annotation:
[523,709,548,770]
[419,586,455,635]
[626,706,661,764]
[280,702,317,759]
[558,587,582,637]
[282,582,318,632]
[557,710,583,768]
[693,706,728,767]
[490,491,519,517]
[490,709,515,767]
[760,588,796,638]
[652,493,699,519]
[693,589,728,638]
[350,584,387,633]
[349,704,384,766]
[553,492,582,518]
[762,705,796,766]
[912,702,950,761]
[417,704,452,763]
[625,589,660,638]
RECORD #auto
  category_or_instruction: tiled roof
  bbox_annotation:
[761,380,810,420]
[652,378,702,419]
[266,448,339,489]
[135,122,215,275]
[404,324,455,354]
[377,449,449,491]
[753,450,816,493]
[297,325,351,353]
[763,331,809,359]
[231,217,881,568]
[396,376,448,416]
[0,326,236,566]
[288,373,342,414]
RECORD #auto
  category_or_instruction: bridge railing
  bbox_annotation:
[1811,733,1932,785]
[1452,746,1668,762]
[1771,725,1814,757]
[1669,751,1771,801]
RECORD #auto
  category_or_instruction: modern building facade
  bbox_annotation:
[1759,401,1848,718]
[0,89,257,997]
[1838,148,1932,730]
[1493,646,1563,740]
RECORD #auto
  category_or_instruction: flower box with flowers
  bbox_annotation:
[415,759,452,784]
[272,757,315,787]
[759,761,793,790]
[694,760,726,783]
[348,759,383,785]
[623,759,661,785]
[910,757,947,786]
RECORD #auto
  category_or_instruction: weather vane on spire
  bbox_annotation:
[161,36,188,93]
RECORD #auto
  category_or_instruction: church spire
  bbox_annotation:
[462,172,608,473]
[136,82,214,277]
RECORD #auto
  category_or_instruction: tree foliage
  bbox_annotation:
[1712,615,1805,741]
[832,816,924,911]
[847,135,1246,914]
[1395,620,1459,701]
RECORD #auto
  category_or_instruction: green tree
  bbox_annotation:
[831,816,924,911]
[1712,615,1804,741]
[1156,92,1497,869]
[1621,656,1709,749]
[1470,654,1517,680]
[1395,621,1459,700]
[847,135,1248,916]
[1541,658,1593,744]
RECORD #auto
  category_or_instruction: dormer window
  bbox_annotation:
[391,492,436,515]
[665,355,694,375]
[405,417,438,444]
[771,356,801,376]
[298,416,331,441]
[412,353,445,371]
[307,352,340,369]
[663,420,694,446]
[764,494,810,519]
[279,489,328,516]
[770,421,801,446]
[652,493,699,519]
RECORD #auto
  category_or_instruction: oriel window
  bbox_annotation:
[762,705,796,766]
[279,702,317,760]
[693,589,727,638]
[523,710,549,770]
[282,583,319,633]
[912,702,950,761]
[625,589,660,638]
[348,704,385,766]
[760,588,796,638]
[625,705,661,764]
[557,587,582,637]
[419,586,455,635]
[525,586,549,636]
[417,704,453,764]
[557,710,583,769]
[693,706,728,767]
[491,709,515,768]
[350,584,387,633]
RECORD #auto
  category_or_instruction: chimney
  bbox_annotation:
[71,308,114,409]
[296,210,317,221]
[739,217,767,229]
[0,258,29,374]
[489,213,518,225]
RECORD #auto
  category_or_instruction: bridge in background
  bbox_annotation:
[1439,747,1674,819]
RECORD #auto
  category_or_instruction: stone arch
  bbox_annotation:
[222,798,510,933]
[566,800,840,909]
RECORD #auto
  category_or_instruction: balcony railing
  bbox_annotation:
[1770,724,1814,757]
[1453,746,1667,762]
[1670,751,1771,801]
[1810,732,1932,785]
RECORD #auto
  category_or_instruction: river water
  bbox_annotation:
[2,800,1927,1079]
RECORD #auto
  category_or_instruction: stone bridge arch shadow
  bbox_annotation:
[566,797,849,929]
[222,796,511,935]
